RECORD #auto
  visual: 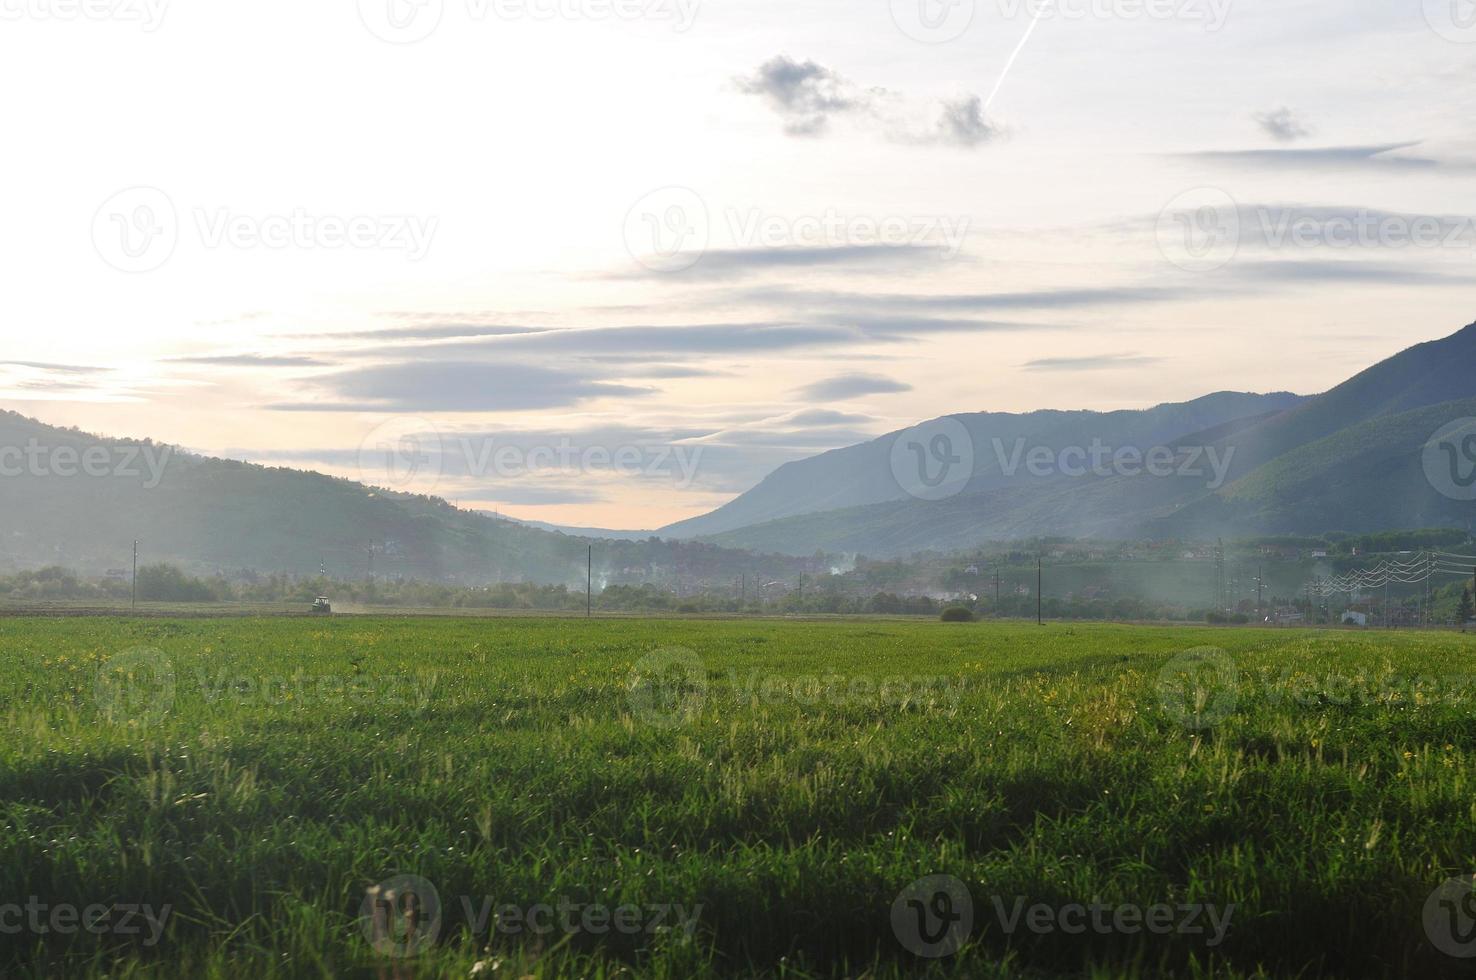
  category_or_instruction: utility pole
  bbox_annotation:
[1215,538,1225,612]
[1037,556,1043,626]
[131,539,138,612]
[1256,563,1263,624]
[587,545,593,618]
[740,573,746,607]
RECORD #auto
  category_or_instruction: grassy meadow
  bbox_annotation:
[3,615,1476,978]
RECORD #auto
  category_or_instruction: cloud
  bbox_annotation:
[271,362,652,413]
[1255,107,1312,143]
[737,56,998,149]
[0,361,110,374]
[292,324,547,342]
[1023,353,1162,372]
[1232,259,1469,285]
[795,373,913,400]
[1179,141,1456,172]
[785,409,876,426]
[735,56,862,137]
[168,354,331,367]
[933,96,999,149]
[451,485,606,506]
[750,284,1185,312]
[612,242,956,282]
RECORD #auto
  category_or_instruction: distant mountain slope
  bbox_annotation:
[661,391,1306,539]
[0,411,761,584]
[686,320,1476,556]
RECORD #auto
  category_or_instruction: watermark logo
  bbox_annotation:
[1156,187,1240,273]
[624,186,709,273]
[0,0,169,30]
[0,441,174,488]
[1423,418,1476,502]
[92,188,437,271]
[1157,647,1238,730]
[989,438,1236,490]
[357,0,445,43]
[361,874,443,958]
[989,896,1234,944]
[995,0,1233,30]
[95,647,176,727]
[1424,0,1476,43]
[890,418,974,501]
[1425,875,1476,957]
[727,207,970,258]
[628,647,707,728]
[358,417,443,491]
[92,187,178,274]
[358,0,699,41]
[891,874,973,957]
[0,899,172,946]
[890,0,975,44]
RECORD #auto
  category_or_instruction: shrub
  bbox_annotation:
[940,606,976,623]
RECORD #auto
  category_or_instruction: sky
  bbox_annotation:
[2,0,1474,530]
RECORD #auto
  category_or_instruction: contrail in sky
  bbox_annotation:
[984,0,1055,111]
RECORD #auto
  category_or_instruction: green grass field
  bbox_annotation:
[4,616,1476,978]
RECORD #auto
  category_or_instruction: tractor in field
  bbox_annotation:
[311,596,332,615]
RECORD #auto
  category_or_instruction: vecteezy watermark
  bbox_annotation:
[92,187,437,272]
[92,187,178,274]
[457,896,703,939]
[623,187,710,273]
[1262,667,1476,710]
[0,440,174,488]
[0,0,169,30]
[1426,875,1476,957]
[988,896,1235,946]
[991,439,1237,489]
[356,419,706,494]
[1423,0,1476,44]
[358,417,443,491]
[726,670,969,709]
[362,875,443,959]
[95,647,176,727]
[191,668,439,711]
[892,875,974,957]
[360,875,701,959]
[0,899,172,947]
[889,0,974,43]
[1156,187,1241,273]
[1254,208,1476,251]
[890,0,1232,44]
[1423,418,1476,502]
[890,418,975,501]
[891,875,1234,956]
[996,0,1233,30]
[356,0,700,43]
[628,647,708,728]
[1158,196,1476,274]
[1157,647,1239,730]
[622,188,969,274]
[726,208,970,258]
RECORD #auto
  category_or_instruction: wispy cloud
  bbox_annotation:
[271,362,652,413]
[1178,141,1455,172]
[610,243,954,282]
[795,373,913,400]
[0,361,110,374]
[1254,107,1312,143]
[736,55,999,149]
[168,354,332,367]
[1023,353,1162,372]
